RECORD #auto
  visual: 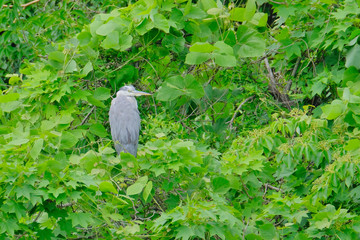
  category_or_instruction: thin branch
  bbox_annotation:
[291,57,301,77]
[72,106,95,129]
[3,0,40,8]
[264,58,278,93]
[268,0,288,5]
[285,57,301,92]
[264,183,283,192]
[228,96,255,130]
[57,202,76,208]
[242,219,250,240]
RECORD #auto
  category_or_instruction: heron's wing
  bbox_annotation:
[109,96,140,156]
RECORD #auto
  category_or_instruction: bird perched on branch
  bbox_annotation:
[109,85,151,157]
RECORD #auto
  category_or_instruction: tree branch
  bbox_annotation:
[3,0,40,8]
[228,95,255,130]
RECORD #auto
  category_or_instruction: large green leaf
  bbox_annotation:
[250,12,268,27]
[119,34,133,51]
[245,0,256,20]
[212,177,230,194]
[89,123,108,138]
[345,44,360,69]
[30,139,43,160]
[321,99,346,120]
[230,8,246,22]
[189,42,217,53]
[99,181,117,194]
[127,176,148,196]
[101,31,120,49]
[185,52,211,64]
[235,26,266,57]
[0,93,19,103]
[156,75,204,101]
[153,13,169,33]
[213,41,237,67]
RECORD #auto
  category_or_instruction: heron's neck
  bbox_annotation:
[125,96,138,108]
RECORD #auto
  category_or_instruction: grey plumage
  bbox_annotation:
[109,85,151,157]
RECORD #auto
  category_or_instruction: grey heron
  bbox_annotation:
[109,85,151,157]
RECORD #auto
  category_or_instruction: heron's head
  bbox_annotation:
[116,85,152,97]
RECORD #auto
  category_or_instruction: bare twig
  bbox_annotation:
[227,95,255,130]
[242,219,250,240]
[285,57,301,92]
[3,0,40,8]
[268,0,288,5]
[264,58,293,110]
[264,183,283,192]
[33,211,42,222]
[57,202,76,208]
[264,58,278,94]
[72,106,95,129]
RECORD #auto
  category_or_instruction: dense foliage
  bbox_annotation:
[1,0,360,239]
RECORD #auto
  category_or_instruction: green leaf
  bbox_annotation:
[314,218,331,229]
[156,84,183,101]
[0,93,20,103]
[176,226,194,240]
[87,95,106,108]
[189,42,217,53]
[101,31,120,49]
[286,42,302,58]
[6,74,21,85]
[48,187,65,198]
[68,212,94,228]
[65,60,78,73]
[126,176,148,195]
[185,52,211,64]
[96,21,119,36]
[119,34,133,51]
[89,123,108,138]
[135,17,154,35]
[77,31,92,46]
[48,51,65,62]
[185,6,207,19]
[311,81,326,97]
[61,131,79,149]
[1,200,26,220]
[81,61,93,77]
[235,26,266,57]
[245,0,256,21]
[230,8,246,22]
[321,99,346,120]
[153,13,169,33]
[212,177,230,194]
[345,139,360,151]
[0,219,19,235]
[8,138,29,146]
[183,75,204,99]
[345,44,360,69]
[157,75,205,101]
[259,223,276,239]
[93,87,111,100]
[198,0,217,12]
[214,41,234,55]
[143,181,153,201]
[250,12,268,27]
[99,181,117,194]
[213,41,237,67]
[213,53,236,67]
[30,139,43,160]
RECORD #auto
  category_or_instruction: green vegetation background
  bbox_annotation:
[1,0,360,239]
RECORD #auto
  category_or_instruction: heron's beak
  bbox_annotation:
[132,90,152,96]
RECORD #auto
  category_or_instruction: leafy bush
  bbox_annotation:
[1,0,360,239]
